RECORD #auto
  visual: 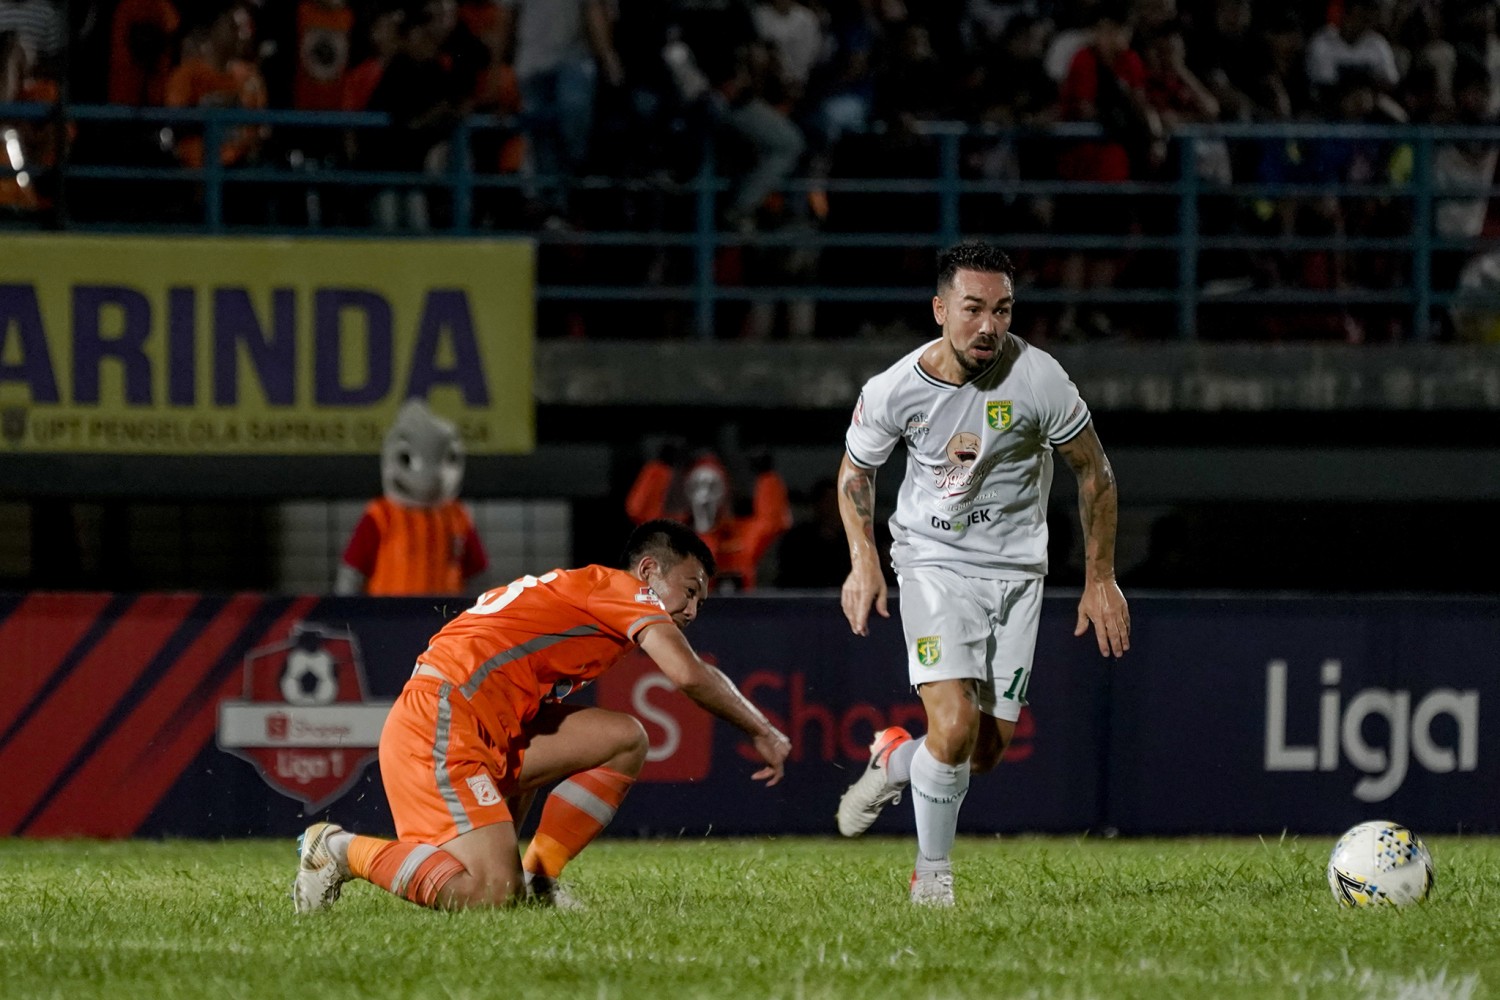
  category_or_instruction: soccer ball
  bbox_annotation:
[1326,820,1434,908]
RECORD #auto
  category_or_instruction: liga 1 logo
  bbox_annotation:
[217,622,393,810]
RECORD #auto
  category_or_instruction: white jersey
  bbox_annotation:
[845,334,1091,579]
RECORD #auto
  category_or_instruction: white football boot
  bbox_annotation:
[836,727,913,837]
[293,821,352,914]
[909,869,956,907]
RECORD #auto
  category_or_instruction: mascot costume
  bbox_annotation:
[626,446,791,592]
[335,399,489,595]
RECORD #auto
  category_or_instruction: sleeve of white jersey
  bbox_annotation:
[844,376,902,469]
[1033,352,1092,446]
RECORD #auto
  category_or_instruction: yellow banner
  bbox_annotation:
[0,235,534,454]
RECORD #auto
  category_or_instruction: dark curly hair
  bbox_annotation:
[936,242,1017,295]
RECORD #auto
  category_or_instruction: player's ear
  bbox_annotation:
[635,555,659,581]
[932,294,945,325]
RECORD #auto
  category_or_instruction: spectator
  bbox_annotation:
[1306,0,1399,102]
[1140,19,1218,131]
[459,0,525,174]
[626,439,792,593]
[1246,9,1312,120]
[1183,0,1256,122]
[501,0,624,227]
[1448,1,1500,116]
[164,3,268,170]
[362,5,467,230]
[107,0,180,106]
[969,12,1054,125]
[1433,55,1498,335]
[876,21,952,123]
[809,0,878,147]
[1393,0,1455,110]
[671,0,806,231]
[340,3,402,112]
[753,0,822,107]
[1054,1,1160,337]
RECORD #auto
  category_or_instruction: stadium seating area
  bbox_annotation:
[4,0,1500,341]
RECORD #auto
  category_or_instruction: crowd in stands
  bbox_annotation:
[4,0,1500,340]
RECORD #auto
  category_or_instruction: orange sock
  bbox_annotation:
[522,767,634,879]
[348,835,466,909]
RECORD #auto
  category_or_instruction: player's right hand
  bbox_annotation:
[749,727,792,786]
[840,561,889,636]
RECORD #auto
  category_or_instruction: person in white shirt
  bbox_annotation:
[833,241,1130,906]
[1306,0,1399,98]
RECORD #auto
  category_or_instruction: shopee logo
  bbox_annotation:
[596,650,712,782]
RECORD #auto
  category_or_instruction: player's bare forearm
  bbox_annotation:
[837,453,879,567]
[837,452,888,634]
[1057,424,1130,657]
[1057,424,1119,582]
[661,643,791,784]
[641,623,777,739]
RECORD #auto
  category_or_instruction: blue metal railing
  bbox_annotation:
[5,103,1500,340]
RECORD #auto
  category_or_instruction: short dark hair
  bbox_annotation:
[621,519,716,579]
[937,241,1016,294]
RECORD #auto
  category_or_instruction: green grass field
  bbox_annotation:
[1,835,1494,1000]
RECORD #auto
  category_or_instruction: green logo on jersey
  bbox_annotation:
[915,636,943,666]
[987,400,1012,431]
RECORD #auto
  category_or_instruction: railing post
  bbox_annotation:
[694,134,717,339]
[939,131,960,247]
[1411,130,1434,341]
[1177,133,1199,340]
[452,118,473,234]
[204,116,224,232]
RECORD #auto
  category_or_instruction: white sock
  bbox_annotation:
[909,742,969,873]
[887,736,922,786]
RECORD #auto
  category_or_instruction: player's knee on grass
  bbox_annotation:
[443,873,526,909]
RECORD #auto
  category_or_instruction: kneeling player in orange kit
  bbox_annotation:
[293,519,792,911]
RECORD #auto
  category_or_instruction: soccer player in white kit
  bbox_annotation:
[833,241,1130,906]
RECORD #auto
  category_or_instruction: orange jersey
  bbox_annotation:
[342,497,487,596]
[164,57,267,167]
[415,566,671,742]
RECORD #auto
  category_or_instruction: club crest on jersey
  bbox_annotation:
[915,636,942,666]
[635,587,664,607]
[987,400,1012,431]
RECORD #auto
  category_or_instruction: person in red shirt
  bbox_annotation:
[1054,3,1162,338]
[293,519,791,911]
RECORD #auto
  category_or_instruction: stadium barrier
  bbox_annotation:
[7,104,1500,340]
[0,591,1492,839]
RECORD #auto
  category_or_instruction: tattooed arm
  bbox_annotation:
[837,452,888,636]
[1056,423,1130,658]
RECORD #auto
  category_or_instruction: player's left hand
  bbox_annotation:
[1075,577,1130,658]
[749,727,792,786]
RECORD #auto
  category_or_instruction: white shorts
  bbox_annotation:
[896,566,1042,722]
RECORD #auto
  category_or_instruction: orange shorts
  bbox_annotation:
[378,676,523,845]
